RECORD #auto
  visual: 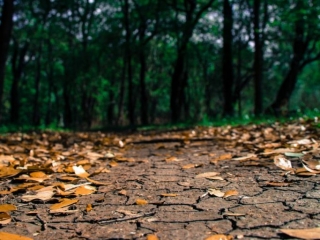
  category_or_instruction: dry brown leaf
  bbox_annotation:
[205,234,233,240]
[182,163,196,169]
[232,154,257,161]
[73,165,90,178]
[206,176,224,181]
[195,172,219,178]
[146,234,159,240]
[223,190,239,198]
[57,176,79,182]
[29,171,46,178]
[136,199,148,205]
[0,166,21,178]
[0,204,17,212]
[266,181,290,187]
[0,231,33,240]
[75,185,96,195]
[118,190,127,195]
[280,228,320,239]
[0,212,11,225]
[86,177,110,186]
[160,193,178,197]
[208,188,225,197]
[165,156,179,162]
[50,198,79,210]
[109,160,118,167]
[86,204,93,212]
[274,155,293,171]
[21,190,55,202]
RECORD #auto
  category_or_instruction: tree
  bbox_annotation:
[0,0,14,121]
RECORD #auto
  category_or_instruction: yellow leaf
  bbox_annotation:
[86,177,110,186]
[0,231,33,240]
[29,171,46,178]
[86,204,93,212]
[146,234,159,240]
[75,185,96,195]
[50,198,79,210]
[280,228,320,239]
[223,190,239,198]
[136,199,148,205]
[0,204,17,212]
[205,234,233,240]
[0,166,21,178]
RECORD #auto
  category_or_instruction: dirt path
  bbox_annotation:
[0,122,319,239]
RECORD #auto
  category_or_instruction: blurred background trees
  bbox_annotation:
[1,0,320,128]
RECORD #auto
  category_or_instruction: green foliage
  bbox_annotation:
[1,0,320,130]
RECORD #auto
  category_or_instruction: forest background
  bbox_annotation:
[0,0,320,130]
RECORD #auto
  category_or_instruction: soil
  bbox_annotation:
[0,122,319,239]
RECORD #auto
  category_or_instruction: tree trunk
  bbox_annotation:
[0,0,14,121]
[253,0,263,116]
[123,0,135,125]
[10,40,29,124]
[138,23,148,125]
[222,0,234,117]
[267,2,308,116]
[32,45,42,126]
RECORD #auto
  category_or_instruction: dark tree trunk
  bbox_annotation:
[138,23,148,125]
[32,45,42,126]
[253,0,263,116]
[267,2,308,116]
[10,40,29,124]
[123,0,135,125]
[222,0,234,117]
[0,0,14,120]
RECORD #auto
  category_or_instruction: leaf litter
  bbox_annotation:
[0,120,319,238]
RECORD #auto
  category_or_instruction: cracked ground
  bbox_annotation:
[0,121,320,239]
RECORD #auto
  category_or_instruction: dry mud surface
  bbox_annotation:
[0,123,320,239]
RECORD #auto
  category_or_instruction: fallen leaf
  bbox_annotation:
[195,172,219,178]
[265,181,290,187]
[109,160,118,167]
[160,193,178,197]
[0,212,11,224]
[182,164,196,169]
[21,190,55,202]
[274,155,293,171]
[73,165,90,178]
[223,190,239,198]
[118,190,127,195]
[49,206,78,214]
[0,204,17,212]
[280,228,320,239]
[205,234,233,240]
[50,198,79,210]
[85,177,110,186]
[208,188,225,197]
[75,185,96,195]
[206,176,224,181]
[86,204,93,212]
[146,234,159,240]
[136,199,148,205]
[0,231,33,240]
[232,154,257,161]
[165,156,179,162]
[29,171,46,178]
[0,166,21,178]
